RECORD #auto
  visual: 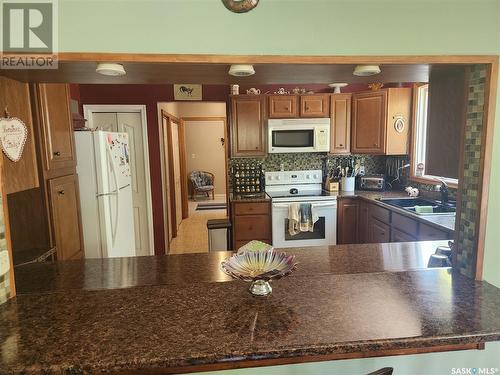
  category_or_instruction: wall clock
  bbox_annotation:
[221,0,259,13]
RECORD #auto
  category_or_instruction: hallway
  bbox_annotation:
[168,196,227,254]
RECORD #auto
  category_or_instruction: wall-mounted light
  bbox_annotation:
[96,63,126,76]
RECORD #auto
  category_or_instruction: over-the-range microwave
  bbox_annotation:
[268,118,330,153]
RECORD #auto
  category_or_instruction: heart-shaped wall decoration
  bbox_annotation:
[0,117,28,162]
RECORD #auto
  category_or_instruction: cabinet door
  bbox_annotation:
[231,97,266,156]
[352,91,387,154]
[337,198,358,244]
[391,228,417,242]
[48,174,83,260]
[300,95,329,117]
[369,218,390,243]
[358,201,369,243]
[330,94,352,154]
[418,223,450,241]
[0,77,39,194]
[36,83,76,172]
[268,95,298,118]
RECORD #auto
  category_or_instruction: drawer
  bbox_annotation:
[233,202,270,216]
[370,203,391,224]
[418,223,450,241]
[391,228,417,242]
[234,215,271,240]
[234,239,271,251]
[370,218,390,243]
[392,212,418,237]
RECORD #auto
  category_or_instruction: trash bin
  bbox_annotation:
[207,219,231,251]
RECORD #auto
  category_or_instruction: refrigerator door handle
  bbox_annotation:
[106,144,120,247]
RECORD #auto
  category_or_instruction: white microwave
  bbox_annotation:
[268,118,330,153]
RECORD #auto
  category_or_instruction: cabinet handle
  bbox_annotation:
[54,151,61,156]
[58,190,65,196]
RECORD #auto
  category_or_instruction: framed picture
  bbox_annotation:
[174,84,202,101]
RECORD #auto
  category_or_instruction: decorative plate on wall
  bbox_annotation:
[221,0,259,13]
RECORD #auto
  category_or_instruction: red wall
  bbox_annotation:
[73,84,228,254]
[71,82,413,254]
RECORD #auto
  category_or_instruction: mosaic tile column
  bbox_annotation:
[456,64,487,278]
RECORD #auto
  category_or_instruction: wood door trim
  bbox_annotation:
[180,116,229,216]
[178,119,188,220]
[0,160,16,297]
[56,52,499,65]
[163,112,177,239]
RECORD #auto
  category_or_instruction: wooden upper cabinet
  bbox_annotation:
[300,95,329,117]
[330,93,352,154]
[268,95,298,118]
[48,174,83,260]
[34,83,76,173]
[352,88,411,155]
[352,90,387,154]
[231,96,266,157]
[0,77,39,194]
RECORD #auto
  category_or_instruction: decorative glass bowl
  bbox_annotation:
[221,247,297,296]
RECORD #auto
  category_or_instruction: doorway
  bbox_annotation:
[83,105,154,256]
[158,102,229,254]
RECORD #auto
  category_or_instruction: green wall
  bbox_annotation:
[58,0,500,373]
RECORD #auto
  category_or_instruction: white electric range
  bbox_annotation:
[265,170,337,248]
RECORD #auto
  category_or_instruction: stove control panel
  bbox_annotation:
[265,170,322,186]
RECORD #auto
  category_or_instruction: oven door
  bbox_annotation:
[271,201,337,248]
[269,128,316,153]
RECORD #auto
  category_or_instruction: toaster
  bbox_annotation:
[359,175,385,191]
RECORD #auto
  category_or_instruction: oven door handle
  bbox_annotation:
[272,202,337,208]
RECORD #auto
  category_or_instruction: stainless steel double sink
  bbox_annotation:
[377,197,456,216]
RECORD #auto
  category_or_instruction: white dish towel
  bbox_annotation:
[288,203,319,236]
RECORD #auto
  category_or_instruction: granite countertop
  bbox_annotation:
[4,242,500,374]
[229,192,271,203]
[336,190,456,233]
[2,268,500,374]
[229,189,455,232]
[14,241,447,294]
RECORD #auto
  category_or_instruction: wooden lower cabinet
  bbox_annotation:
[231,201,272,250]
[418,223,451,241]
[337,198,359,244]
[370,219,391,243]
[391,228,417,242]
[357,201,370,243]
[48,174,84,260]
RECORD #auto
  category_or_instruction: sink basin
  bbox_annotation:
[378,197,456,216]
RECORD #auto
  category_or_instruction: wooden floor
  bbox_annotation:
[169,196,227,254]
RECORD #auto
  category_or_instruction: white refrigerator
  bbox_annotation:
[75,131,136,258]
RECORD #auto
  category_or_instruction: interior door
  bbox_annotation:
[91,112,118,132]
[88,110,152,256]
[171,121,183,230]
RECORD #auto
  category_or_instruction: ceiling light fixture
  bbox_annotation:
[96,63,126,76]
[228,64,255,77]
[353,65,381,77]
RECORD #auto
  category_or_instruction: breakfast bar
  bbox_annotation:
[2,242,500,374]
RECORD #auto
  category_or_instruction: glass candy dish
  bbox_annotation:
[221,249,297,296]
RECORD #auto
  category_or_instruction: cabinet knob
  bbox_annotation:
[58,190,65,196]
[306,107,310,111]
[339,144,344,147]
[284,107,289,110]
[54,151,61,156]
[373,143,378,147]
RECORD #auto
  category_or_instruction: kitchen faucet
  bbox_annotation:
[436,179,449,204]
